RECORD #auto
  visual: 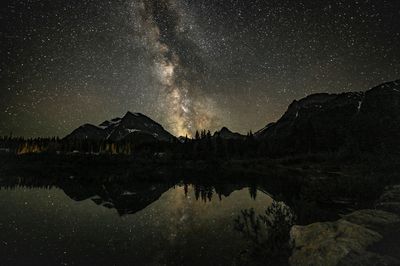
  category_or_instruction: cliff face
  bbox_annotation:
[255,80,400,155]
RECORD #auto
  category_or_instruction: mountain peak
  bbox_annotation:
[214,127,244,140]
[64,123,106,140]
[220,127,231,133]
[124,111,144,118]
[369,79,400,93]
[80,123,99,129]
[254,79,400,153]
[65,112,175,142]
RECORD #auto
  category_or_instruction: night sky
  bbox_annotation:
[1,0,399,137]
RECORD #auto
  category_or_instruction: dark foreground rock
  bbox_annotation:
[375,185,400,215]
[289,185,400,266]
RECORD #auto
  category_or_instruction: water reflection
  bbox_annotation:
[0,177,273,266]
[0,176,264,217]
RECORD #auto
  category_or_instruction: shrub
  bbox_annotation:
[234,200,296,260]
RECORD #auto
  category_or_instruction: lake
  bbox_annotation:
[0,180,275,266]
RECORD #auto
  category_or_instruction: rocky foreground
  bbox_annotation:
[289,185,400,266]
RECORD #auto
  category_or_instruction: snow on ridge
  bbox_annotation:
[126,111,141,117]
[125,129,141,133]
[122,191,136,196]
[99,118,122,129]
[356,94,365,113]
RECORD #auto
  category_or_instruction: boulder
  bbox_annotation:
[338,250,400,266]
[375,185,400,214]
[289,185,400,266]
[342,209,400,232]
[289,220,382,266]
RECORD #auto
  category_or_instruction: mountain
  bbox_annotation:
[63,80,400,154]
[64,123,107,140]
[99,117,122,135]
[104,112,175,142]
[213,127,245,140]
[255,79,400,154]
[65,112,175,142]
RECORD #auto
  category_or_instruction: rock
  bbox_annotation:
[339,251,400,266]
[375,185,400,214]
[289,185,400,266]
[289,220,382,266]
[342,209,400,232]
[378,185,400,202]
[376,202,400,215]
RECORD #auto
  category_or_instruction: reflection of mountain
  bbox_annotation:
[182,183,258,202]
[60,181,173,216]
[0,175,354,223]
[0,177,262,216]
[91,183,172,215]
[214,184,252,198]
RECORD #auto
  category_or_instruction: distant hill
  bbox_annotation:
[255,79,400,154]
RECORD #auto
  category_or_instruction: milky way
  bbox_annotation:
[0,0,399,137]
[132,0,218,137]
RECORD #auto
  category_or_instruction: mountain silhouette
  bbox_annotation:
[65,112,175,143]
[213,127,245,140]
[255,79,400,154]
[62,80,400,155]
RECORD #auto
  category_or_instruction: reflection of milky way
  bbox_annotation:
[156,185,273,247]
[0,185,273,265]
[132,0,218,137]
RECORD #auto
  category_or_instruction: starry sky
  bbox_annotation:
[1,0,400,137]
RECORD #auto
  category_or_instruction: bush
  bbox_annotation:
[234,201,296,260]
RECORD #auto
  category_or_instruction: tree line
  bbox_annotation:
[0,131,274,159]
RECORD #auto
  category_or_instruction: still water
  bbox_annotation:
[0,182,273,266]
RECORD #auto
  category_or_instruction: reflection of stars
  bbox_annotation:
[160,184,275,248]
